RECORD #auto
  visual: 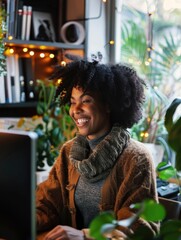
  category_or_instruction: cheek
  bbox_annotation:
[69,107,73,118]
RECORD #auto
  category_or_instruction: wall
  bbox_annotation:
[85,0,108,62]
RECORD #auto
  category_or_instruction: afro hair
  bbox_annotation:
[51,58,146,128]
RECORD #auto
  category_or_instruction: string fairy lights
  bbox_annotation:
[4,46,56,60]
[145,0,157,66]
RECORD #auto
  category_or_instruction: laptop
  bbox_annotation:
[0,129,37,240]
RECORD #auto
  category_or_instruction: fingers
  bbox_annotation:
[104,229,127,240]
[44,225,68,240]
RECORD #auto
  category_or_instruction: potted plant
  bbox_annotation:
[157,98,181,197]
[13,79,75,182]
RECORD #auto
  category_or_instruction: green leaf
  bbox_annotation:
[160,220,181,240]
[140,201,166,222]
[37,101,47,115]
[156,162,177,180]
[43,115,49,123]
[52,127,60,137]
[89,211,115,240]
[165,98,181,132]
[131,199,166,221]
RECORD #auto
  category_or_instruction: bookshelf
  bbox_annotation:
[0,0,86,117]
[0,102,38,117]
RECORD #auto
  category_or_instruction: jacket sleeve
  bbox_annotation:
[109,140,160,237]
[36,142,72,233]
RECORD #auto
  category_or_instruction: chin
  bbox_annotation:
[78,129,88,137]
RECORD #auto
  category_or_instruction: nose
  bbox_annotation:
[72,102,83,115]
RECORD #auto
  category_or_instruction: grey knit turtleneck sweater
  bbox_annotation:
[74,125,130,228]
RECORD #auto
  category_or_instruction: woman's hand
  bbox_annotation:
[44,225,84,240]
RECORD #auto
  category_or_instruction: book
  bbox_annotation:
[22,57,36,101]
[11,76,16,102]
[21,5,28,40]
[0,75,6,103]
[6,56,12,103]
[16,8,23,39]
[16,0,24,39]
[13,54,21,102]
[8,0,16,38]
[6,55,20,103]
[18,57,26,102]
[3,75,9,103]
[25,6,32,40]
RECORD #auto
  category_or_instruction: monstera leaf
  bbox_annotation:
[164,98,181,170]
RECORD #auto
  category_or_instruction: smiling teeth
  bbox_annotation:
[77,118,88,124]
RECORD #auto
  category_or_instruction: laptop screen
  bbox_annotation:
[0,129,37,240]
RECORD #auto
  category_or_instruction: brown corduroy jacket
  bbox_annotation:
[36,138,159,236]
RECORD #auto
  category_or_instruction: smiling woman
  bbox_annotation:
[36,56,159,240]
[69,87,110,140]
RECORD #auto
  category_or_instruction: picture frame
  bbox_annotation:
[32,11,56,42]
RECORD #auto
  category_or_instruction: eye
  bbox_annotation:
[70,101,75,105]
[82,99,91,103]
[82,97,92,104]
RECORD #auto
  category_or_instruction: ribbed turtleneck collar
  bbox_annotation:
[69,124,130,182]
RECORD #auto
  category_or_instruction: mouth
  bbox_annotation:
[75,118,89,127]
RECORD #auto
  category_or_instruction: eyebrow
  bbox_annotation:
[70,92,92,100]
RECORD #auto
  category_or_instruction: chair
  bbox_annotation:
[158,197,181,220]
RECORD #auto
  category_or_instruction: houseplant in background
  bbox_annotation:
[120,9,181,167]
[15,79,75,176]
[157,98,181,196]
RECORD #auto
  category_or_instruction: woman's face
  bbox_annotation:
[69,87,111,140]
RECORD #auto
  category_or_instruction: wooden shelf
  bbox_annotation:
[4,39,84,51]
[1,0,86,119]
[0,102,38,117]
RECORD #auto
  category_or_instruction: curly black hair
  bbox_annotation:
[51,58,146,128]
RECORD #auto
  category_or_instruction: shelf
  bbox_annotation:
[0,102,38,117]
[4,39,84,51]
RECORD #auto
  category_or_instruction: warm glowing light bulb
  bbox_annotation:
[9,48,14,54]
[49,53,55,58]
[148,58,152,62]
[8,36,13,40]
[144,132,149,138]
[40,53,45,58]
[147,117,151,122]
[57,79,62,85]
[109,40,114,45]
[29,51,34,56]
[140,132,145,137]
[60,61,66,66]
[102,0,106,2]
[29,80,34,86]
[23,48,28,52]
